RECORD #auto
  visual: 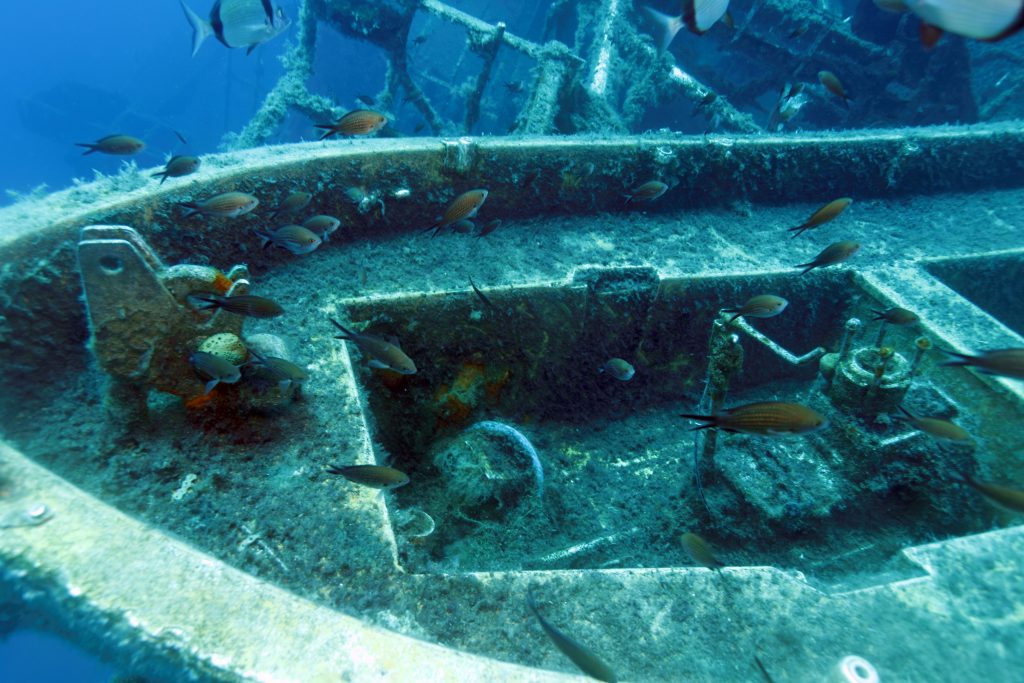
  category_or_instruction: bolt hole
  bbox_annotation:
[99,255,123,275]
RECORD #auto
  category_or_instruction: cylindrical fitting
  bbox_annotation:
[838,317,863,363]
[829,655,879,683]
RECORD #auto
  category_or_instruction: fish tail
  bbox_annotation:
[151,170,169,183]
[179,202,200,219]
[253,229,272,249]
[788,225,807,237]
[870,309,886,320]
[643,6,684,52]
[314,125,336,140]
[180,0,212,58]
[75,143,97,156]
[796,262,816,275]
[937,348,972,366]
[680,413,715,429]
[727,312,742,323]
[187,293,220,310]
[329,318,355,340]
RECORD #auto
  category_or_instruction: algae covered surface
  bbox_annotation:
[1,144,1024,680]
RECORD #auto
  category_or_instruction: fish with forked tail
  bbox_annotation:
[643,0,732,51]
[180,0,291,57]
[330,319,417,375]
[795,241,860,274]
[681,401,828,435]
[527,590,618,682]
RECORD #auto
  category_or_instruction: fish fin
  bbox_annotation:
[387,335,401,348]
[643,6,684,52]
[727,312,742,323]
[796,262,816,275]
[260,0,274,22]
[870,309,886,320]
[314,125,336,140]
[179,202,200,219]
[253,230,272,249]
[324,463,346,476]
[367,359,389,370]
[75,143,97,156]
[919,22,943,49]
[246,43,258,56]
[180,0,212,57]
[787,225,807,237]
[329,318,355,340]
[203,379,219,396]
[277,380,291,392]
[937,348,970,366]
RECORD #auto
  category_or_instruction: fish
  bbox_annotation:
[412,35,428,45]
[895,406,972,443]
[643,0,732,50]
[255,225,322,254]
[476,219,503,238]
[680,401,829,435]
[151,155,200,184]
[315,109,387,139]
[939,347,1024,380]
[450,219,476,234]
[244,348,308,390]
[526,590,618,683]
[180,191,259,219]
[414,122,427,133]
[767,82,808,131]
[505,80,525,93]
[267,191,312,219]
[600,358,635,381]
[180,0,291,57]
[789,23,810,38]
[189,351,241,395]
[903,0,1024,45]
[326,463,410,489]
[425,189,489,237]
[330,319,417,375]
[754,654,776,683]
[818,70,851,104]
[795,240,860,275]
[871,307,919,325]
[723,295,788,323]
[624,180,668,204]
[721,10,735,29]
[469,277,500,315]
[302,215,342,240]
[691,92,717,117]
[356,94,377,107]
[955,469,1024,514]
[788,197,852,237]
[680,532,724,569]
[187,292,284,318]
[75,134,145,156]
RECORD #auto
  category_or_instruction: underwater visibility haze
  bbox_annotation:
[1,0,1024,681]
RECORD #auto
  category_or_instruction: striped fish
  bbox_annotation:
[267,191,312,219]
[723,295,788,323]
[326,464,410,489]
[940,347,1024,380]
[187,292,284,318]
[303,215,341,240]
[255,225,322,254]
[425,189,489,237]
[315,110,387,139]
[180,0,291,57]
[180,191,258,219]
[681,401,829,435]
[75,134,145,156]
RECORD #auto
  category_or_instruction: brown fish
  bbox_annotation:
[326,463,409,489]
[187,292,284,318]
[476,219,503,238]
[789,197,852,237]
[624,180,668,204]
[330,319,417,375]
[315,109,387,139]
[268,191,312,219]
[245,349,308,390]
[180,191,259,219]
[75,134,145,156]
[818,70,851,103]
[450,219,476,234]
[151,155,200,184]
[957,471,1024,514]
[526,590,618,683]
[680,401,829,435]
[940,347,1024,380]
[872,307,919,325]
[723,295,788,323]
[426,189,489,237]
[680,532,724,569]
[303,215,341,240]
[896,406,972,443]
[795,240,860,275]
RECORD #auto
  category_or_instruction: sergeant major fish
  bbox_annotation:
[180,0,291,57]
[329,319,417,375]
